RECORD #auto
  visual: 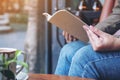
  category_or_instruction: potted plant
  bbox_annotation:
[0,49,28,80]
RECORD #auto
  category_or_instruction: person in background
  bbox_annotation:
[55,0,120,80]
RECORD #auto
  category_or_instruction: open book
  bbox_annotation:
[43,9,89,42]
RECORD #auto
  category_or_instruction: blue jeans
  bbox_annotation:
[55,41,120,80]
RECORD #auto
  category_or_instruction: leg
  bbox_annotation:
[69,45,120,80]
[55,41,88,75]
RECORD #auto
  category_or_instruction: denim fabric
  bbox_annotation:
[55,41,120,80]
[55,41,88,75]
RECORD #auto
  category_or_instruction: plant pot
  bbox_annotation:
[0,69,15,80]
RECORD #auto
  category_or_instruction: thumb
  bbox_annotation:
[62,31,65,36]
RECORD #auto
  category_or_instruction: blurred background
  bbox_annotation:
[0,0,27,50]
[0,0,104,74]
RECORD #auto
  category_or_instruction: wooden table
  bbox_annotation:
[28,74,94,80]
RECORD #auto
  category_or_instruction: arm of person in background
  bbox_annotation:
[99,0,116,22]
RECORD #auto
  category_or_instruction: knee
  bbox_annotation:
[59,41,86,61]
[72,45,94,64]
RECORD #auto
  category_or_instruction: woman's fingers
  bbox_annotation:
[89,26,107,38]
[83,25,89,31]
[83,25,99,41]
[63,31,77,43]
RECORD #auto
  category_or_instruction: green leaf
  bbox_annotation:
[1,50,29,72]
[5,59,17,67]
[14,50,22,60]
[16,61,29,72]
[1,55,7,68]
[4,50,22,67]
[2,55,6,63]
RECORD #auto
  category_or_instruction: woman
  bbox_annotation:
[55,0,120,80]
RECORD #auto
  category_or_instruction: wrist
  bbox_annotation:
[113,38,120,50]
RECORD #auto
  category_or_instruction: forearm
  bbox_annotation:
[113,38,120,50]
[99,0,116,22]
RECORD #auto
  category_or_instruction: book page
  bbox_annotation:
[44,10,89,42]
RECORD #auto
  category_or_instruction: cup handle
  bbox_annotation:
[16,51,27,75]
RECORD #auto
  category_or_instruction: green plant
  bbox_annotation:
[3,50,29,71]
[0,50,29,79]
[0,50,29,72]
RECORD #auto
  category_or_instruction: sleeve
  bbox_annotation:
[95,0,120,35]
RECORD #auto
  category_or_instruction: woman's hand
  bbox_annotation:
[83,25,120,51]
[63,31,77,43]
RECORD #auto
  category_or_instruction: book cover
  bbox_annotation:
[43,9,89,42]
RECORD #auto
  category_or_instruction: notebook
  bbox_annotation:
[43,9,89,42]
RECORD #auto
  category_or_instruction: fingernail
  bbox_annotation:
[90,25,92,28]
